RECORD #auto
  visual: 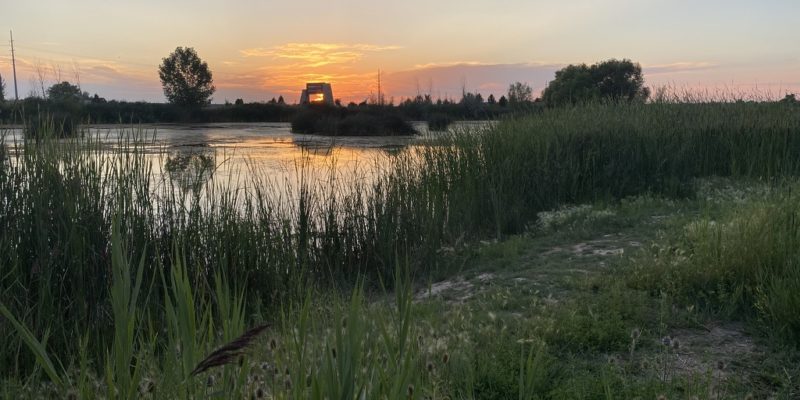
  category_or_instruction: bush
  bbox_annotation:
[427,113,453,131]
[291,107,415,136]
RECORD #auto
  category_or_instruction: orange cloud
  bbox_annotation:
[240,43,401,67]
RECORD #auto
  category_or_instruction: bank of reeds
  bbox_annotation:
[2,100,800,393]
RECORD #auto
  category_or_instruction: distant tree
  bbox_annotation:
[277,95,285,105]
[234,98,244,105]
[335,99,342,107]
[498,95,508,107]
[779,93,797,104]
[158,47,215,107]
[47,81,83,102]
[91,94,107,104]
[507,82,533,105]
[0,73,5,102]
[487,94,496,104]
[542,59,649,106]
[269,97,277,104]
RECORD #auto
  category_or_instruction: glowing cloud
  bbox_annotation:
[240,43,402,67]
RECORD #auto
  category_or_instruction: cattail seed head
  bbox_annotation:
[442,353,449,364]
[139,378,155,394]
[269,338,277,351]
[426,361,434,372]
[254,387,265,399]
[285,376,292,390]
[206,375,215,387]
[631,328,641,340]
[331,347,337,359]
[407,384,414,397]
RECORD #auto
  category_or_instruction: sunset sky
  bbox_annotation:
[1,0,798,103]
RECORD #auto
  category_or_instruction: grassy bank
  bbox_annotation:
[1,101,800,397]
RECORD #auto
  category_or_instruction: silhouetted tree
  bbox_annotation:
[234,98,244,105]
[507,82,533,105]
[47,81,83,102]
[277,95,285,105]
[498,95,508,107]
[779,93,797,104]
[487,94,496,104]
[158,47,215,107]
[269,97,277,104]
[542,59,648,106]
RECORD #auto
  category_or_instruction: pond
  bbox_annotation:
[1,121,492,203]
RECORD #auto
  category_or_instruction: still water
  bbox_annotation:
[2,122,490,201]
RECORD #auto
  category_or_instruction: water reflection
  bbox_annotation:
[0,121,491,204]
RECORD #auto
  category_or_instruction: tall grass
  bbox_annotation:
[1,100,799,393]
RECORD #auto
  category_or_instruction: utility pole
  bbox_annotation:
[10,30,19,101]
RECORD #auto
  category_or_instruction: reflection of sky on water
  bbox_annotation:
[1,122,491,205]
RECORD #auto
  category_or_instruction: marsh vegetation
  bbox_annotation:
[1,99,800,398]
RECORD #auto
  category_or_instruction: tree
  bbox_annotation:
[47,81,83,102]
[0,73,5,102]
[507,82,533,105]
[498,95,508,107]
[158,47,215,107]
[542,59,649,106]
[277,95,285,105]
[234,98,244,105]
[487,94,496,104]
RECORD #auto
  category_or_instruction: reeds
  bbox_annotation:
[1,99,799,394]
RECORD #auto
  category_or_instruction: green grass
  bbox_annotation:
[2,101,800,397]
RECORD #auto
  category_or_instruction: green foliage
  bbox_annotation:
[508,82,533,105]
[629,191,800,344]
[542,59,649,106]
[158,47,216,107]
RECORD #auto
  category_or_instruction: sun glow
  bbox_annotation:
[310,93,325,103]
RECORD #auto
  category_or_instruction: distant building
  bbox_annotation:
[300,82,334,105]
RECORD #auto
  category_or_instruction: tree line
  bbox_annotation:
[2,46,795,125]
